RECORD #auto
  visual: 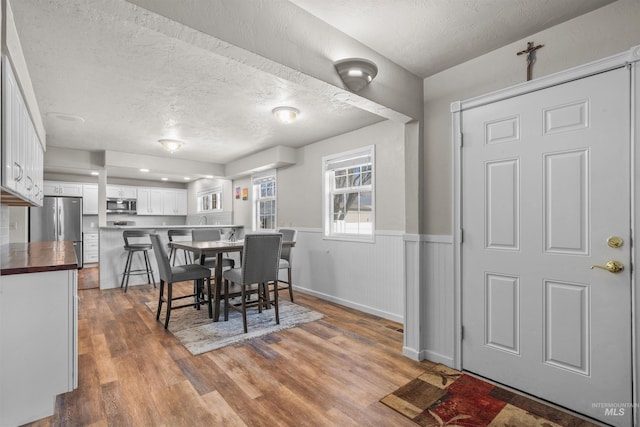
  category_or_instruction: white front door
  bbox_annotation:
[461,67,632,426]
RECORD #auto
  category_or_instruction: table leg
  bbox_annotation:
[214,252,223,321]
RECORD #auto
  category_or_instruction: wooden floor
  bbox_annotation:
[26,269,430,426]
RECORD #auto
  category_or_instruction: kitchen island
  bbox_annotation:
[99,225,244,290]
[0,241,78,426]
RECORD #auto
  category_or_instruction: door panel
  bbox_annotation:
[462,67,632,426]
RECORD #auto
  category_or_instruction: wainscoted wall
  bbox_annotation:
[292,229,405,323]
[403,234,455,367]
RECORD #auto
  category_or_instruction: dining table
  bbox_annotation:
[171,238,296,321]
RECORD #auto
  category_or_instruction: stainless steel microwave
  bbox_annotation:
[106,198,137,214]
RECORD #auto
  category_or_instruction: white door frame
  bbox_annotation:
[451,45,640,425]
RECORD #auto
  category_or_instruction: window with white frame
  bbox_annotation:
[252,170,277,231]
[323,145,375,241]
[197,187,222,212]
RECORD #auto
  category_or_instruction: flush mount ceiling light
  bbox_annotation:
[158,138,183,153]
[272,106,299,124]
[334,58,378,92]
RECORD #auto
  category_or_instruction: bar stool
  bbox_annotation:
[167,229,193,266]
[120,230,156,292]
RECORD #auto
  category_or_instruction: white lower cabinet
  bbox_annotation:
[0,269,78,426]
[84,233,99,264]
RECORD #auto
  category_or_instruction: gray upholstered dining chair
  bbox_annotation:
[276,228,297,302]
[222,233,282,333]
[150,234,213,329]
[191,228,235,270]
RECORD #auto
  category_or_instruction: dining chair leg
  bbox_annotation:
[224,279,230,321]
[287,268,294,302]
[164,282,173,329]
[260,282,271,310]
[273,280,280,325]
[257,283,263,314]
[241,285,248,333]
[193,279,201,310]
[156,279,165,321]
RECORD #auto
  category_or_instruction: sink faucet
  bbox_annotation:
[199,216,207,225]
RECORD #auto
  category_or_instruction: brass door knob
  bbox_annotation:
[590,260,624,273]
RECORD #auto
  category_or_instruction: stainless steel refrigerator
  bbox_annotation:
[30,196,83,268]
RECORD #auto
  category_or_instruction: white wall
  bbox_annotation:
[231,176,252,228]
[278,120,405,230]
[229,121,406,320]
[422,0,640,235]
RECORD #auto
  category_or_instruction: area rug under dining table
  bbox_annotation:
[146,299,324,355]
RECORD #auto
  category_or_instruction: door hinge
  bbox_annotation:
[461,326,464,340]
[460,228,464,244]
[460,133,464,148]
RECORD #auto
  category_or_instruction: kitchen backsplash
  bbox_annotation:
[186,212,233,226]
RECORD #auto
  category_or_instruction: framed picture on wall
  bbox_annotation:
[235,187,241,199]
[242,188,248,200]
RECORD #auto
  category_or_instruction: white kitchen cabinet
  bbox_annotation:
[106,185,137,199]
[84,233,99,264]
[44,180,84,197]
[137,187,163,215]
[82,184,99,214]
[162,189,187,215]
[0,269,77,426]
[1,55,44,206]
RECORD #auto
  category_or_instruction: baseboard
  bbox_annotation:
[294,286,403,323]
[421,350,455,368]
[402,346,422,361]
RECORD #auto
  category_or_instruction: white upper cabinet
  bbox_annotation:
[1,56,44,206]
[137,188,163,215]
[43,181,83,197]
[162,189,187,215]
[82,184,98,214]
[106,185,137,199]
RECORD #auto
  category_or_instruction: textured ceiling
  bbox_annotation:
[10,0,614,181]
[288,0,615,78]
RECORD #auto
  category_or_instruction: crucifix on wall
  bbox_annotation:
[517,41,544,81]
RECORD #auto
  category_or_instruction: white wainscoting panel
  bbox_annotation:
[403,234,455,366]
[292,229,404,323]
[421,236,455,366]
[403,234,422,360]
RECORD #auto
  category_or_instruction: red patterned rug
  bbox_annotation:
[381,364,600,426]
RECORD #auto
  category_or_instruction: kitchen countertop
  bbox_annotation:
[100,224,243,230]
[1,241,79,275]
